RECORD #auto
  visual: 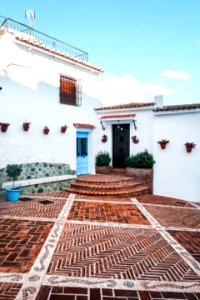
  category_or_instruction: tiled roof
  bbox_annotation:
[95,102,155,111]
[1,28,103,73]
[101,114,136,119]
[154,103,200,112]
[73,123,95,129]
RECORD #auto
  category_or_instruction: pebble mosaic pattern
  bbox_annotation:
[0,175,199,299]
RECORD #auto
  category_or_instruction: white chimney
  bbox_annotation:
[154,95,163,108]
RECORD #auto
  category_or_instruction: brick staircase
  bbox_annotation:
[65,174,149,197]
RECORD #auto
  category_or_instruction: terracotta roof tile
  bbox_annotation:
[1,28,103,73]
[73,123,95,129]
[95,102,155,111]
[154,103,200,112]
[101,114,136,119]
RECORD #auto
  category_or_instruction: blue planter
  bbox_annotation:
[6,188,22,202]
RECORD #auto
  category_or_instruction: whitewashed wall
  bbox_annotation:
[153,111,200,202]
[96,109,154,163]
[0,33,102,174]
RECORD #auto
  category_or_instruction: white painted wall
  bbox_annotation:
[0,32,103,174]
[96,108,154,164]
[153,111,200,202]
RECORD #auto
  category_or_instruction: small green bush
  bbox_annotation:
[6,164,22,188]
[95,151,111,166]
[125,150,155,169]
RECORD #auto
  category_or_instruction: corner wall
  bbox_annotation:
[153,111,200,202]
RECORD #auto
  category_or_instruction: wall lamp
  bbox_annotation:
[133,119,137,130]
[100,120,105,130]
[0,87,2,90]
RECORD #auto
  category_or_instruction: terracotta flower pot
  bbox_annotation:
[158,140,169,150]
[0,123,10,132]
[185,142,196,153]
[160,142,167,149]
[186,145,192,153]
[101,134,107,143]
[23,122,31,131]
[43,127,50,135]
[61,125,67,133]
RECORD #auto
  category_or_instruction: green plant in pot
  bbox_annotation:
[125,150,155,169]
[95,151,111,174]
[5,164,22,202]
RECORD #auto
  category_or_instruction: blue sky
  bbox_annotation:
[1,0,200,105]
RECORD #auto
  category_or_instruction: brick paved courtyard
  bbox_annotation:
[0,180,200,299]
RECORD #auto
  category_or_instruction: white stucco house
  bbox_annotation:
[0,17,200,202]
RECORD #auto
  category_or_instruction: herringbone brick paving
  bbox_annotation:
[137,195,193,207]
[0,175,200,299]
[67,202,150,224]
[47,223,199,281]
[0,198,65,218]
[168,231,200,262]
[0,218,53,273]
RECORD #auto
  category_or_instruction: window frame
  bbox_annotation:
[59,75,82,106]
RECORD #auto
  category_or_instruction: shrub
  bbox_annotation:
[125,150,155,169]
[95,151,111,166]
[6,164,22,188]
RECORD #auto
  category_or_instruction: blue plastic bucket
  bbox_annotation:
[6,188,22,202]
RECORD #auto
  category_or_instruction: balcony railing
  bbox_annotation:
[0,16,88,62]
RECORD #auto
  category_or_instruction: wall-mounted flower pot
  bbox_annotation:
[0,123,10,132]
[43,127,50,135]
[185,143,196,153]
[131,135,139,144]
[160,143,167,149]
[23,122,31,131]
[61,125,67,133]
[158,140,169,150]
[101,134,107,143]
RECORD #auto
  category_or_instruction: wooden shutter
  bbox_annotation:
[60,75,76,105]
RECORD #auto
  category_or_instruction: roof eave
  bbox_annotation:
[14,36,104,74]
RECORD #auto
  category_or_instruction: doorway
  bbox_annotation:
[76,131,88,175]
[112,124,130,168]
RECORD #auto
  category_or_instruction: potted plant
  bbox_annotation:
[23,122,31,131]
[131,135,139,144]
[158,139,169,149]
[101,134,108,143]
[95,151,111,174]
[5,164,22,201]
[61,125,67,133]
[185,142,196,153]
[0,122,10,132]
[43,126,50,135]
[125,150,155,194]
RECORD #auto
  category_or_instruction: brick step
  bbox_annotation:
[108,168,126,176]
[71,181,141,191]
[76,175,133,185]
[65,186,149,197]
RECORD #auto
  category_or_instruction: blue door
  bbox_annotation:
[76,132,88,175]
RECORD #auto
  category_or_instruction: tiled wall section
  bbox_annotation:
[0,162,76,181]
[0,162,76,194]
[21,178,76,194]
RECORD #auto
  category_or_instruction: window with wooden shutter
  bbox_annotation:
[60,75,82,106]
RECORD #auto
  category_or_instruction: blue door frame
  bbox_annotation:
[76,131,88,175]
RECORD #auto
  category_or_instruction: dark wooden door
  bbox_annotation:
[112,124,130,168]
